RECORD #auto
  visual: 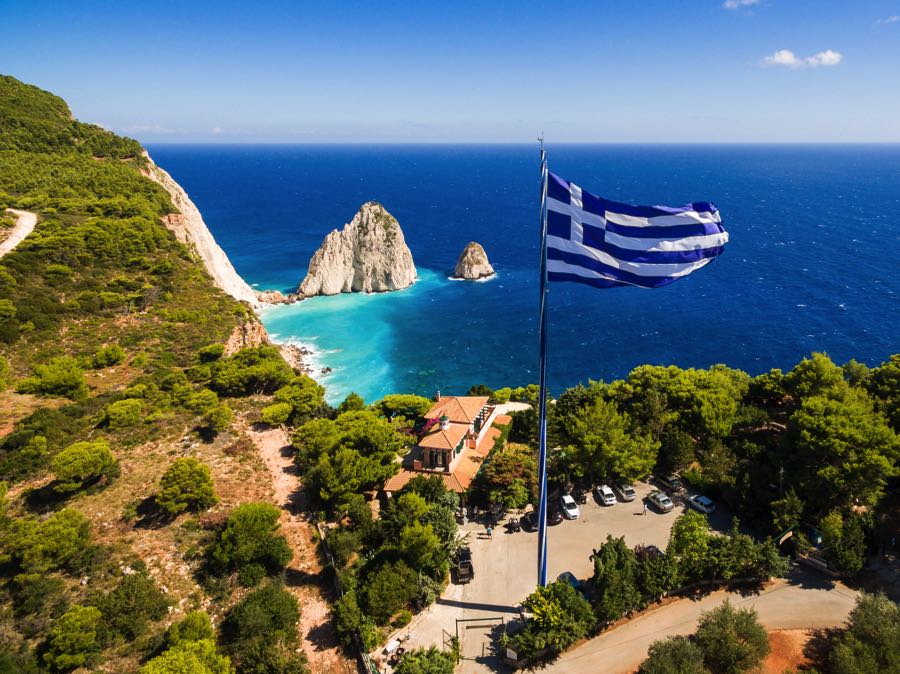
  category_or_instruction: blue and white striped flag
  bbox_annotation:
[546,172,728,289]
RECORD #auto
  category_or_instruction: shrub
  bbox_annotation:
[91,344,125,368]
[16,356,88,400]
[51,440,115,493]
[506,580,595,663]
[7,508,92,573]
[260,402,292,426]
[202,403,233,435]
[105,398,143,429]
[95,571,170,641]
[164,610,215,647]
[141,639,232,674]
[359,560,418,624]
[211,502,292,574]
[394,646,457,674]
[198,343,225,363]
[238,563,266,588]
[210,346,293,396]
[270,375,327,426]
[224,583,300,643]
[638,636,705,674]
[694,600,769,674]
[332,590,378,651]
[0,354,9,389]
[42,605,102,672]
[156,458,218,515]
[337,392,365,413]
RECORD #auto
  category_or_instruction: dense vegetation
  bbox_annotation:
[0,75,315,673]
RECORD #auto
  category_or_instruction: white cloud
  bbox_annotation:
[763,48,843,68]
[723,0,760,9]
[211,126,223,135]
[876,15,900,24]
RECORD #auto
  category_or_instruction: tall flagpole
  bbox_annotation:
[536,137,550,587]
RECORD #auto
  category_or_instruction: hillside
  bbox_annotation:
[0,76,349,674]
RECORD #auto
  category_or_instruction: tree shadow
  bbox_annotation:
[133,496,175,529]
[304,620,340,652]
[803,627,840,670]
[285,567,327,589]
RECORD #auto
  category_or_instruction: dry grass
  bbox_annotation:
[762,630,813,673]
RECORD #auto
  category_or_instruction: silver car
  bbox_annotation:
[614,482,637,502]
[647,490,674,513]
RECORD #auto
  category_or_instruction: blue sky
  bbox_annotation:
[2,0,899,142]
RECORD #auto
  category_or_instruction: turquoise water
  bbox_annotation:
[147,144,900,405]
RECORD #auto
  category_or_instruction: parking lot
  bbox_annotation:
[392,480,731,672]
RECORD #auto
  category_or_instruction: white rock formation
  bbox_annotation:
[452,241,495,280]
[298,202,417,296]
[143,152,260,309]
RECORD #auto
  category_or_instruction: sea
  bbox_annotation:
[146,144,900,404]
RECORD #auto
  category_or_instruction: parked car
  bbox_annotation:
[613,482,637,502]
[560,494,581,519]
[594,484,616,506]
[687,494,716,514]
[656,474,684,494]
[558,571,582,591]
[454,547,474,583]
[647,490,675,513]
[548,506,564,525]
[573,489,589,505]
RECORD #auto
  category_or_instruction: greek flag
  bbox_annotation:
[546,172,728,289]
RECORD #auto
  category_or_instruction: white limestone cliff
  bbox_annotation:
[452,241,495,280]
[143,152,261,309]
[298,202,417,296]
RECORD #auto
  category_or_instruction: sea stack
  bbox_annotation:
[452,241,495,280]
[298,202,417,296]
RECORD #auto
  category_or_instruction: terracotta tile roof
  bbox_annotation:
[418,422,468,450]
[425,396,489,424]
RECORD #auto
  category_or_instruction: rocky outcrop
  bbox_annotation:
[255,289,299,305]
[223,318,269,356]
[298,202,416,297]
[452,241,495,280]
[143,152,261,309]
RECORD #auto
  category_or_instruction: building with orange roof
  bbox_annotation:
[383,394,511,496]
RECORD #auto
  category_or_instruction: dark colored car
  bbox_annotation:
[548,507,563,525]
[454,547,473,583]
[657,474,684,494]
[573,489,589,504]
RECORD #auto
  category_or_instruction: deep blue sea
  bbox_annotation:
[147,144,900,404]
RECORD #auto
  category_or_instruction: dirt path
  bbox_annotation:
[0,208,37,257]
[245,423,355,674]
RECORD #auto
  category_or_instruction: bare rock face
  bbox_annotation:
[452,241,495,280]
[255,289,298,305]
[298,202,417,296]
[224,318,269,356]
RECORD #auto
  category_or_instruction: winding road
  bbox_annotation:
[0,208,37,257]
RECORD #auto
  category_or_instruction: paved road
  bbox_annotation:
[546,571,858,674]
[0,209,37,258]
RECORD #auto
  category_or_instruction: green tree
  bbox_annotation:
[210,346,294,396]
[91,344,125,368]
[261,402,292,426]
[142,639,233,674]
[591,535,642,623]
[394,646,458,674]
[475,444,537,510]
[202,403,234,435]
[397,521,445,578]
[270,375,327,426]
[371,394,434,420]
[105,398,143,429]
[8,508,92,573]
[829,593,899,674]
[694,601,769,674]
[787,387,898,511]
[164,610,216,647]
[156,458,218,515]
[820,509,867,575]
[511,580,595,659]
[359,560,418,624]
[337,392,365,413]
[785,352,845,399]
[94,571,170,641]
[51,440,115,493]
[770,489,804,534]
[211,502,292,573]
[667,512,711,582]
[16,356,88,400]
[42,605,102,672]
[565,397,659,482]
[867,354,900,431]
[638,636,706,674]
